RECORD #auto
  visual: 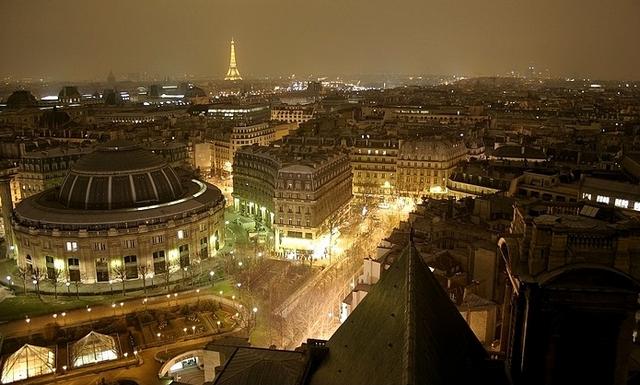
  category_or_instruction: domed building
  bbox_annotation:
[5,90,38,109]
[58,86,81,104]
[12,141,225,284]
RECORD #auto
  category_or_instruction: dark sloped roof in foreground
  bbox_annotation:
[308,241,499,385]
[212,346,307,385]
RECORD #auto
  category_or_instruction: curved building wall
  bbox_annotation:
[13,208,224,284]
[13,181,225,284]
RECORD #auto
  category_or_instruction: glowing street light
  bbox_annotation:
[252,307,258,314]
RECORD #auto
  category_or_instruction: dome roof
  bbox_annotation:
[6,90,37,109]
[58,140,184,210]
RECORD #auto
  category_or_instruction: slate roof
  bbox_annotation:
[211,347,308,385]
[308,241,498,385]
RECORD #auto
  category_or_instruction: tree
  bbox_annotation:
[111,263,127,296]
[16,265,30,295]
[48,268,65,299]
[164,258,175,293]
[138,263,151,294]
[31,267,46,298]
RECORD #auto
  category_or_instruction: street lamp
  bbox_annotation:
[65,281,70,293]
[209,271,214,281]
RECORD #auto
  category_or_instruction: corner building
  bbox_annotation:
[12,141,225,284]
[233,145,352,258]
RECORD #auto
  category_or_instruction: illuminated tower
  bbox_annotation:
[224,39,242,81]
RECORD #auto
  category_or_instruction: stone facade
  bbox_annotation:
[233,145,352,257]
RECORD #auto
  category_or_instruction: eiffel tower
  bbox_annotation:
[224,38,242,81]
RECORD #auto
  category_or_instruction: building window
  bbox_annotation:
[177,230,188,240]
[68,258,80,282]
[200,237,208,259]
[596,195,610,204]
[124,255,138,279]
[124,239,136,249]
[65,241,78,252]
[582,193,592,201]
[44,255,55,279]
[614,199,629,208]
[96,258,109,282]
[151,235,164,245]
[199,223,207,232]
[153,251,166,274]
[94,242,107,251]
[179,244,190,268]
[634,202,640,211]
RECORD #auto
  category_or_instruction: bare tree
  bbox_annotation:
[16,265,30,295]
[111,264,127,296]
[49,268,65,299]
[31,267,46,298]
[164,258,175,293]
[138,263,151,294]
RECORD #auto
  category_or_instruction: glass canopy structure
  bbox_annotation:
[70,331,119,368]
[1,344,55,384]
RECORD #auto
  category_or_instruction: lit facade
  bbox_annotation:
[211,122,277,178]
[396,138,467,198]
[271,105,314,124]
[233,145,352,258]
[17,147,91,200]
[350,137,398,199]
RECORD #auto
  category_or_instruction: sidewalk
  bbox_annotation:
[0,287,245,338]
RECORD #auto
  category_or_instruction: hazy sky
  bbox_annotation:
[1,0,639,81]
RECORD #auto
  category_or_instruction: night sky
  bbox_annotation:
[1,0,639,80]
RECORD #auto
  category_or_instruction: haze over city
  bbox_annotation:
[1,0,640,81]
[1,2,640,385]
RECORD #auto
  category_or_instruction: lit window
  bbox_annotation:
[582,193,592,200]
[614,199,629,208]
[65,241,78,252]
[596,195,610,204]
[634,202,640,212]
[177,230,186,239]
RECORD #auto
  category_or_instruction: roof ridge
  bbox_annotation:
[402,232,417,385]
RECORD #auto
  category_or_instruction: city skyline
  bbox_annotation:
[1,0,640,81]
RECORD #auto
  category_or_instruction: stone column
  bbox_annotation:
[0,177,16,259]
